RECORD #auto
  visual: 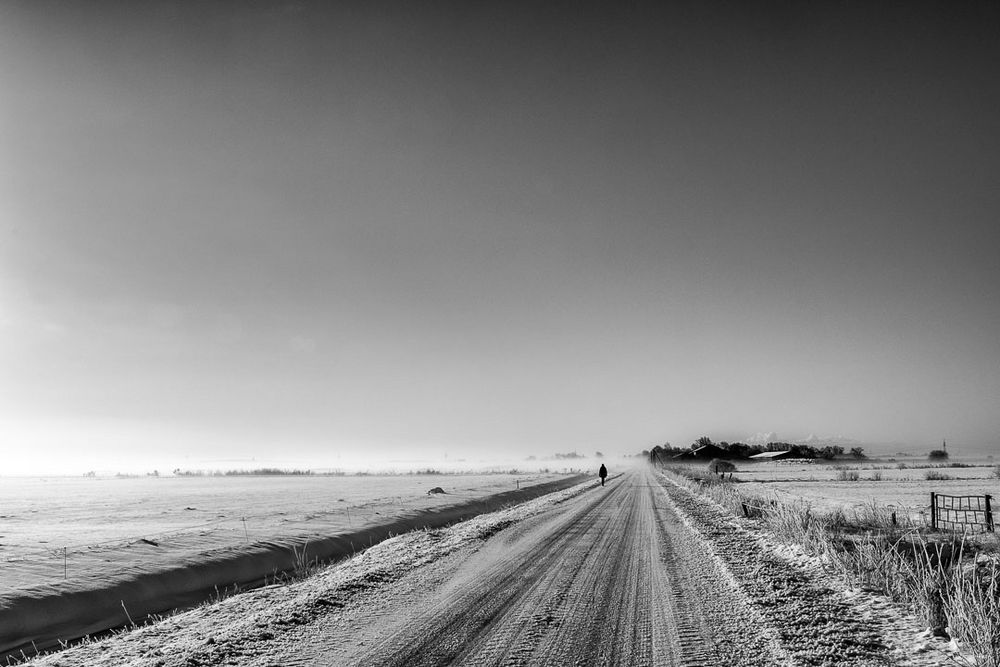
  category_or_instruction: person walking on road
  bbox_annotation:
[598,463,607,486]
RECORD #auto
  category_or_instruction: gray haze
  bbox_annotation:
[2,2,999,473]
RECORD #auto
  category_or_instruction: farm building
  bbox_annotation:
[750,450,794,461]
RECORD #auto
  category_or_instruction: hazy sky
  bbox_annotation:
[2,1,999,473]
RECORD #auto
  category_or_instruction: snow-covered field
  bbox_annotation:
[0,472,566,595]
[731,459,998,520]
[1,472,592,659]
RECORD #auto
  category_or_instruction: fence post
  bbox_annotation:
[986,495,994,532]
[930,492,937,530]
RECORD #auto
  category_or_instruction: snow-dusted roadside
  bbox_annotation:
[654,470,962,667]
[19,480,597,667]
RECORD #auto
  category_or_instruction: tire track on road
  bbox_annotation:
[359,480,632,666]
[275,467,784,666]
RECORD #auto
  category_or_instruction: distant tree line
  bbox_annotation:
[172,468,315,476]
[645,437,864,461]
[552,452,587,460]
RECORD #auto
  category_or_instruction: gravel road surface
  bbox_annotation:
[268,466,785,666]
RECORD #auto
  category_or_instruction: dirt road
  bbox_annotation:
[275,466,784,666]
[27,465,930,667]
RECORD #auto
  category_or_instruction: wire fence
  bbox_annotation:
[930,492,994,533]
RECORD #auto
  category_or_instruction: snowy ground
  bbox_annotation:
[0,472,567,595]
[732,460,998,521]
[10,464,972,666]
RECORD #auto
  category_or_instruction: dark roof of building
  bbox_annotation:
[674,443,729,459]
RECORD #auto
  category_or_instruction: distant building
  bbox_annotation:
[750,450,793,461]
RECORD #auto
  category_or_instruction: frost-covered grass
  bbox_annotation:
[658,465,1000,666]
[734,459,996,522]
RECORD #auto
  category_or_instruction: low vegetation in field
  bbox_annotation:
[707,459,736,474]
[659,464,1000,666]
[834,466,860,482]
[172,468,318,476]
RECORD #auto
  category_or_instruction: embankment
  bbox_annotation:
[0,474,588,660]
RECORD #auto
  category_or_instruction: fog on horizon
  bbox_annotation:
[2,2,998,476]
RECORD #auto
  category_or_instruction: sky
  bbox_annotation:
[2,1,999,474]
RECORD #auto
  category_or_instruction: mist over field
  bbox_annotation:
[3,438,992,478]
[0,449,618,478]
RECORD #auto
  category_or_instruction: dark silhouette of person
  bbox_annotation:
[598,463,608,486]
